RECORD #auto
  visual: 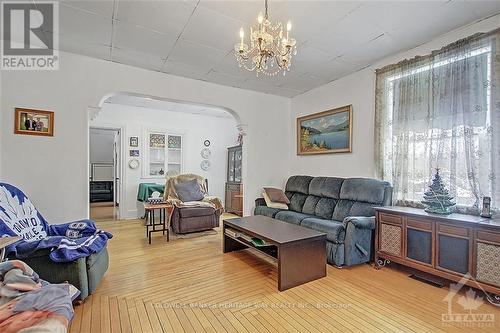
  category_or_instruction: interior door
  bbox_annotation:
[113,130,120,218]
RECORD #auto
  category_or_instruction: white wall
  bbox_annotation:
[289,14,500,179]
[89,128,115,164]
[91,104,238,219]
[1,51,290,223]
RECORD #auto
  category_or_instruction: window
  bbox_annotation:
[375,30,500,213]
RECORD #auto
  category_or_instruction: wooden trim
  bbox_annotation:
[14,108,54,137]
[377,252,500,295]
[296,104,352,155]
[407,218,432,231]
[438,223,470,238]
[379,212,402,225]
[477,230,500,243]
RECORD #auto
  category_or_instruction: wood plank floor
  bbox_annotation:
[70,216,500,332]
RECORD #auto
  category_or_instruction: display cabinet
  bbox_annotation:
[143,129,183,178]
[225,145,243,216]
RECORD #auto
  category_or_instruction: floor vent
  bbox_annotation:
[409,273,445,288]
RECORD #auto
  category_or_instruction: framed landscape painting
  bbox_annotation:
[14,108,54,137]
[297,105,352,155]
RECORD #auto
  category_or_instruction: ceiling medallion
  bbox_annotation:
[234,0,297,77]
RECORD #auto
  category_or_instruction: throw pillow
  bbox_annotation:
[263,192,289,210]
[263,187,290,204]
[174,179,204,202]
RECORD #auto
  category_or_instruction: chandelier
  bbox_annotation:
[234,0,297,76]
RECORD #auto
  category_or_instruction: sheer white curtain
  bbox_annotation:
[375,30,500,214]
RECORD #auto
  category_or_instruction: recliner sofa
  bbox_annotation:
[255,176,392,267]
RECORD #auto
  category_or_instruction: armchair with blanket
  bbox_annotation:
[0,182,111,300]
[163,174,223,234]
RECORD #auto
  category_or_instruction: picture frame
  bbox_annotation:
[130,136,139,147]
[14,108,54,137]
[297,105,352,155]
[129,149,140,157]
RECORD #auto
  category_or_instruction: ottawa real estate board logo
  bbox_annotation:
[1,1,59,70]
[442,273,497,328]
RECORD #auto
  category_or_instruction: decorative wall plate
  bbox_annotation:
[200,147,211,159]
[204,140,210,147]
[200,160,210,171]
[128,159,140,169]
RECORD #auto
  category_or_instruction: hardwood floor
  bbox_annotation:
[70,217,500,332]
[90,202,118,221]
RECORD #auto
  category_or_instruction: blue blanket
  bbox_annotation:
[0,183,112,262]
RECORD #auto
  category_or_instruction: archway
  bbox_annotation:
[88,92,247,221]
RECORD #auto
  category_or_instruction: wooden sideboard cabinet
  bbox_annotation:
[375,206,500,295]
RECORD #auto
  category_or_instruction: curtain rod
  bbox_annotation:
[376,27,500,74]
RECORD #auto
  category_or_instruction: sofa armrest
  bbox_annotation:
[255,198,267,207]
[19,253,89,300]
[343,216,375,230]
[342,216,376,267]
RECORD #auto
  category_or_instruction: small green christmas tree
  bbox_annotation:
[422,168,455,215]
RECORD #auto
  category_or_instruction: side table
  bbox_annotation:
[144,203,173,244]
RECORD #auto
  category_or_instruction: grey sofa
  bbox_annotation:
[254,176,392,267]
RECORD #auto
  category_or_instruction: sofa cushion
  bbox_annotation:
[302,195,321,215]
[309,177,344,199]
[178,206,216,218]
[301,218,345,243]
[332,200,378,222]
[288,193,308,212]
[315,198,337,219]
[332,178,391,222]
[275,211,314,225]
[339,178,390,204]
[285,175,313,194]
[254,205,283,218]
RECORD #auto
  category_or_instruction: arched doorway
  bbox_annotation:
[88,92,246,221]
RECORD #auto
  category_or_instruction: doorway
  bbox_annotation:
[89,127,121,221]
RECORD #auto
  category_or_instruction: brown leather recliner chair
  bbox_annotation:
[165,174,223,234]
[170,206,220,234]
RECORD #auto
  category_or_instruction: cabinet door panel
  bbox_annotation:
[476,241,500,287]
[438,234,469,274]
[379,223,403,257]
[407,228,432,265]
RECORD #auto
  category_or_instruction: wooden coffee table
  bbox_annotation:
[223,215,327,291]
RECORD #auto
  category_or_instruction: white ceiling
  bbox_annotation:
[36,0,500,97]
[104,94,235,118]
